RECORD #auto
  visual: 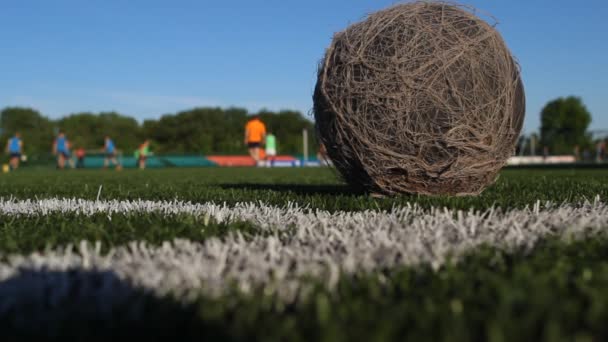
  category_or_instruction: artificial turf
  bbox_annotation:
[0,167,605,211]
[0,167,607,341]
[3,238,608,342]
[0,213,260,255]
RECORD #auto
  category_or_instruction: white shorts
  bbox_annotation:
[266,148,276,156]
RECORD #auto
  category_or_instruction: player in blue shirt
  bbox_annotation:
[53,131,72,169]
[5,132,23,170]
[103,136,119,169]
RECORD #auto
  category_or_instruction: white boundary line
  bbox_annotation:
[0,197,606,310]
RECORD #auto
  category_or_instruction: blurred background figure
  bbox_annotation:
[103,136,119,169]
[265,132,276,167]
[317,142,331,166]
[136,140,150,169]
[596,140,606,163]
[583,149,591,162]
[5,132,23,170]
[76,147,86,168]
[53,131,73,169]
[244,114,266,166]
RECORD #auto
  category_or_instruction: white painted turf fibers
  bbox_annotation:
[0,197,607,314]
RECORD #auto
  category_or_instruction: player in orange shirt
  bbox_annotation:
[244,114,267,165]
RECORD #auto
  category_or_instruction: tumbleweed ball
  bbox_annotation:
[314,1,525,196]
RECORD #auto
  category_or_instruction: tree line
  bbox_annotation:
[2,96,597,160]
[0,107,316,157]
[517,96,597,157]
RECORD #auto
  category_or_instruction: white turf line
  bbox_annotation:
[0,197,607,310]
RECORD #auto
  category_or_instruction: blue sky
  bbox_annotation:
[0,0,606,133]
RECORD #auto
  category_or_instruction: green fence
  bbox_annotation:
[83,155,215,168]
[7,154,215,169]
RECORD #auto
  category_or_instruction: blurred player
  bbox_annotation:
[597,141,606,163]
[103,136,119,169]
[53,131,73,169]
[5,132,23,170]
[265,132,276,167]
[317,142,330,166]
[76,147,86,169]
[244,114,266,166]
[136,140,150,169]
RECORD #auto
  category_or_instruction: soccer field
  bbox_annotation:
[2,167,608,340]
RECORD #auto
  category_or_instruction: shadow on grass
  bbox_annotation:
[0,268,232,340]
[219,183,361,196]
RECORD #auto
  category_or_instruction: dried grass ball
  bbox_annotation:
[314,1,525,196]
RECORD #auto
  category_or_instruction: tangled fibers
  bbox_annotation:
[314,1,525,196]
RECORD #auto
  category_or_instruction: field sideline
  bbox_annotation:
[1,168,608,340]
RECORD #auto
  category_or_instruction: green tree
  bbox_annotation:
[540,97,592,155]
[143,107,313,155]
[0,107,54,155]
[0,106,315,160]
[258,109,316,155]
[57,112,141,153]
